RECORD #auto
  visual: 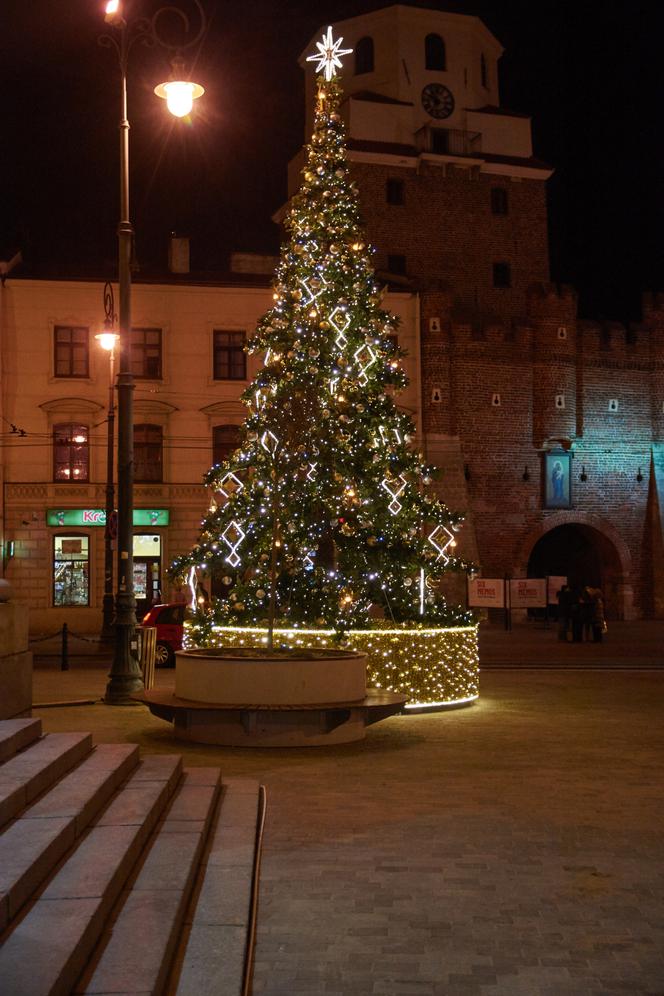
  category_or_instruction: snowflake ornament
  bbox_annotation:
[306,26,353,81]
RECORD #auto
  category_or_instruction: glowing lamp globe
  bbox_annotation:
[154,79,204,118]
[95,331,119,352]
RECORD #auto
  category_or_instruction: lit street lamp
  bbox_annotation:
[95,282,119,642]
[100,0,207,703]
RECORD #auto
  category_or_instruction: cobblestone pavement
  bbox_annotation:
[32,666,664,995]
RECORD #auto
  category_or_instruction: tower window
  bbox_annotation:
[425,33,446,71]
[493,262,511,288]
[481,53,488,88]
[491,187,508,215]
[387,254,407,275]
[600,327,612,351]
[355,36,374,75]
[430,129,450,155]
[386,179,404,205]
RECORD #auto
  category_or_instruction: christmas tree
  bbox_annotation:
[172,28,472,645]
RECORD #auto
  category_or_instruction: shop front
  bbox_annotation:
[46,507,170,627]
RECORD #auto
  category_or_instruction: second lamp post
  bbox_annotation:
[100,0,206,703]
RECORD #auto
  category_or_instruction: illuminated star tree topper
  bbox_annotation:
[306,25,353,81]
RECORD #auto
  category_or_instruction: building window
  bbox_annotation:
[213,424,241,465]
[53,423,89,482]
[386,178,404,205]
[130,328,162,379]
[213,331,247,380]
[481,53,488,88]
[491,187,508,215]
[600,327,612,351]
[134,424,163,483]
[54,326,89,378]
[425,33,446,71]
[387,254,407,275]
[355,36,374,75]
[492,262,512,288]
[430,128,449,155]
[53,534,89,606]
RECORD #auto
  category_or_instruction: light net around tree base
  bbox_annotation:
[182,622,479,708]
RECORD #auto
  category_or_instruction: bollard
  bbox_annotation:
[61,622,69,671]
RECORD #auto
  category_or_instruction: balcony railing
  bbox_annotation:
[415,126,482,157]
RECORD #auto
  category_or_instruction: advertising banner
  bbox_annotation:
[47,508,170,527]
[468,577,505,608]
[509,577,547,609]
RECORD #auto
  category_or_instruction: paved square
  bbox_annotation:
[33,659,664,995]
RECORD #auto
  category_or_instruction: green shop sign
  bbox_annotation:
[47,509,169,527]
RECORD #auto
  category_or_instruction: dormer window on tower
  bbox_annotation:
[354,36,374,75]
[425,33,446,71]
[481,53,488,88]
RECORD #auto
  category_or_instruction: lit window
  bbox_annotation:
[425,33,446,71]
[53,535,89,606]
[53,423,89,482]
[54,326,89,378]
[355,36,374,75]
[213,331,247,380]
[134,424,163,482]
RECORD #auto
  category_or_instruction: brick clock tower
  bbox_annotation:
[293,5,664,619]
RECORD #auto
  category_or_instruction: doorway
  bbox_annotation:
[527,523,624,619]
[133,533,162,619]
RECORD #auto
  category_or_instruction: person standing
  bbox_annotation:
[570,587,584,643]
[591,588,605,643]
[557,584,573,641]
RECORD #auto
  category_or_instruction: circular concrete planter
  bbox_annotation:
[175,646,367,706]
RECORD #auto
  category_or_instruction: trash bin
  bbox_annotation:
[137,625,157,690]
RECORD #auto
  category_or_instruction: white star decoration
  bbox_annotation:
[306,26,353,81]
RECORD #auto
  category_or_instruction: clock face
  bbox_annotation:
[421,83,455,120]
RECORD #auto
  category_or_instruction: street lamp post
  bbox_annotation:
[95,283,119,642]
[100,0,206,703]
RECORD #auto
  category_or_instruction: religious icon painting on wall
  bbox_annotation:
[544,449,572,509]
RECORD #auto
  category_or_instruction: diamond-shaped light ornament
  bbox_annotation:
[216,472,244,504]
[303,550,316,570]
[306,26,353,82]
[354,343,378,385]
[381,475,407,515]
[329,306,351,351]
[222,521,245,568]
[260,430,279,455]
[299,275,327,305]
[427,524,456,564]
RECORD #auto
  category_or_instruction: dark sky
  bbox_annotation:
[2,0,663,321]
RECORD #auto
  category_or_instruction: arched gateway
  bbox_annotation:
[515,513,634,620]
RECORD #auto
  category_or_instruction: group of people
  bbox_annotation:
[556,584,606,643]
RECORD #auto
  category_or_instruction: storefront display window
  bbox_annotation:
[53,534,89,606]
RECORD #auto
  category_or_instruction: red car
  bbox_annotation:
[141,602,188,667]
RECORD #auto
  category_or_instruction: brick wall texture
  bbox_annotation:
[352,159,664,620]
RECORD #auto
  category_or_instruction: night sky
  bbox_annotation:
[2,0,663,321]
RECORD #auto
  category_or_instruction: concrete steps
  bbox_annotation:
[0,722,265,996]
